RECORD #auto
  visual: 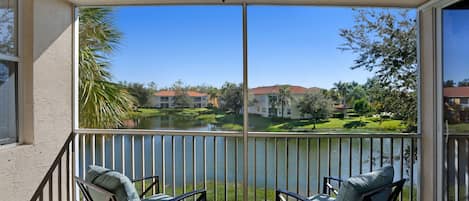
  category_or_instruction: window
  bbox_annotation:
[160,96,169,102]
[0,0,18,145]
[443,5,469,133]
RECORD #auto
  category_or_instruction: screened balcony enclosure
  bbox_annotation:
[24,0,469,201]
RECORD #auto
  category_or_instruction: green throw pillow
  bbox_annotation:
[335,165,394,201]
[86,165,141,201]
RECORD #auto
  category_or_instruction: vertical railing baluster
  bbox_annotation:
[328,138,331,179]
[203,136,207,190]
[102,135,105,167]
[131,135,135,181]
[225,137,228,201]
[390,138,394,167]
[296,138,300,195]
[142,136,146,197]
[307,138,310,196]
[172,136,176,197]
[214,136,218,201]
[235,137,238,201]
[410,138,415,201]
[112,135,115,170]
[49,175,53,201]
[286,138,289,191]
[369,137,373,172]
[122,135,125,176]
[183,136,186,194]
[317,138,321,193]
[265,138,268,201]
[92,134,96,166]
[359,138,363,174]
[193,136,196,201]
[162,136,166,194]
[338,138,342,187]
[254,137,257,201]
[400,138,404,201]
[66,147,70,201]
[275,137,278,193]
[349,138,352,177]
[379,138,383,167]
[82,134,86,179]
[455,137,458,201]
[152,136,156,195]
[58,158,62,201]
[466,138,469,201]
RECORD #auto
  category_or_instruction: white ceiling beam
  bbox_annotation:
[68,0,430,8]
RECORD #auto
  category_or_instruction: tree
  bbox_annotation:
[339,9,417,131]
[458,79,469,87]
[79,8,135,128]
[171,80,192,108]
[444,80,455,87]
[120,82,152,106]
[353,98,371,120]
[278,85,292,118]
[297,91,334,129]
[219,82,243,115]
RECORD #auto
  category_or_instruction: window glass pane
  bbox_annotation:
[79,6,243,131]
[0,0,17,56]
[443,8,469,133]
[248,6,417,133]
[0,60,17,144]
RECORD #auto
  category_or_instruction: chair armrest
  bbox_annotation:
[132,175,159,183]
[275,189,309,201]
[323,176,344,195]
[172,189,207,201]
[360,179,407,201]
[132,176,159,199]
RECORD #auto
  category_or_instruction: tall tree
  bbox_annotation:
[297,91,334,129]
[339,9,417,131]
[220,82,243,115]
[353,98,371,120]
[278,85,292,118]
[120,82,151,106]
[171,80,192,108]
[333,81,352,117]
[79,8,135,128]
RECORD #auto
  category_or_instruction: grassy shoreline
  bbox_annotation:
[126,108,406,133]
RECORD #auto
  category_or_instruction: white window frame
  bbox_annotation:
[0,0,19,145]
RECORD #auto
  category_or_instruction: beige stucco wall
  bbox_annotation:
[0,0,73,200]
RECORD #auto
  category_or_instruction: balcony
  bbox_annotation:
[30,130,421,201]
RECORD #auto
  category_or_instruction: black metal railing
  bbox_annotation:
[30,132,76,201]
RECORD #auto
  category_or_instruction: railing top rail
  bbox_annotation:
[75,129,420,138]
[445,133,469,137]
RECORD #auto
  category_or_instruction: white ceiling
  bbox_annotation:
[68,0,430,8]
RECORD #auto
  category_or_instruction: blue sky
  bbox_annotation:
[443,9,469,83]
[110,6,392,89]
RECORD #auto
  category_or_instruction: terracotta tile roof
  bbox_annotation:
[444,87,469,98]
[249,85,320,95]
[154,90,207,97]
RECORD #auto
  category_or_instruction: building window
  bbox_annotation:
[461,98,469,105]
[0,0,18,145]
[160,96,169,102]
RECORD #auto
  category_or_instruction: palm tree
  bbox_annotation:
[333,81,350,118]
[79,8,135,128]
[278,85,292,118]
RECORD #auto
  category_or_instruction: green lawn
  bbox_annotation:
[126,108,406,133]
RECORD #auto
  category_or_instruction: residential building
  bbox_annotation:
[248,85,320,119]
[444,87,469,108]
[149,90,208,108]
